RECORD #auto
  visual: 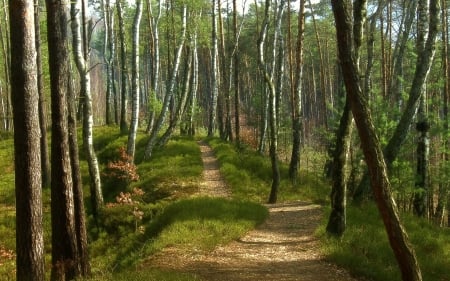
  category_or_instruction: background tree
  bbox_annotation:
[34,0,51,189]
[208,0,219,137]
[144,3,187,159]
[117,0,128,134]
[10,1,45,279]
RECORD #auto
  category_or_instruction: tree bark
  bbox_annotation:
[258,0,283,204]
[413,0,430,218]
[46,1,80,279]
[288,0,305,181]
[10,1,45,279]
[34,0,51,189]
[208,0,219,137]
[71,0,104,218]
[67,62,90,276]
[117,0,129,134]
[332,1,423,280]
[144,4,187,159]
[127,0,143,162]
[326,83,352,237]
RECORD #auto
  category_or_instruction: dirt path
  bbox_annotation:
[148,141,362,281]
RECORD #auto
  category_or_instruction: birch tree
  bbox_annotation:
[288,0,305,181]
[258,0,284,204]
[354,0,438,201]
[127,0,143,162]
[413,0,430,217]
[117,0,129,134]
[144,4,187,159]
[71,0,103,217]
[208,0,219,137]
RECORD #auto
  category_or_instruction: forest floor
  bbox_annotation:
[147,140,363,281]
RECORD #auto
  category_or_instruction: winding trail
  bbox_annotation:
[148,141,363,281]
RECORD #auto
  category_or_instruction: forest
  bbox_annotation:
[1,0,450,280]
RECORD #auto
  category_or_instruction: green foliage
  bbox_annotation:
[318,203,450,281]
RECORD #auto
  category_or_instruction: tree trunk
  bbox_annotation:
[332,1,423,280]
[288,0,305,181]
[436,0,449,226]
[102,0,114,125]
[144,4,187,159]
[127,0,143,162]
[413,0,430,218]
[308,0,328,129]
[233,0,240,144]
[46,1,80,279]
[34,0,51,189]
[67,63,90,276]
[10,1,45,279]
[117,0,129,134]
[71,0,104,218]
[157,44,193,147]
[326,97,352,236]
[208,0,219,137]
[258,0,283,204]
[1,0,11,131]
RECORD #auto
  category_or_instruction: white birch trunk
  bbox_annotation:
[71,0,103,215]
[144,4,187,160]
[127,0,143,162]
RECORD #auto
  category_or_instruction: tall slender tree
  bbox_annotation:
[413,0,430,217]
[46,1,79,279]
[10,1,45,279]
[127,0,143,162]
[34,0,51,189]
[332,0,423,279]
[258,0,284,204]
[288,0,306,181]
[117,0,129,134]
[71,0,104,217]
[144,4,187,159]
[208,0,219,137]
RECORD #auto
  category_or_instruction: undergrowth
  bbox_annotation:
[318,203,450,281]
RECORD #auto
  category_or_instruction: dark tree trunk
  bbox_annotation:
[288,0,306,181]
[326,98,352,236]
[332,1,423,280]
[46,1,80,279]
[68,62,91,276]
[10,1,45,279]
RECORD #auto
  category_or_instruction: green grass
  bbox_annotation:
[318,203,450,281]
[146,197,268,252]
[84,268,200,281]
[207,137,330,203]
